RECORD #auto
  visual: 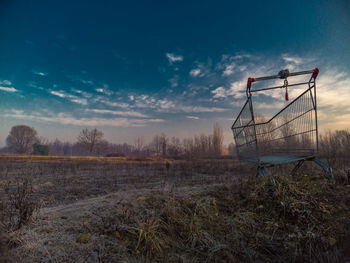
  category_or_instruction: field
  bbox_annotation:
[0,156,350,262]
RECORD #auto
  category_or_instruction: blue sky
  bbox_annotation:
[0,0,349,146]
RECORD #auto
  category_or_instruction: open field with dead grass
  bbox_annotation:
[0,156,246,207]
[0,156,350,262]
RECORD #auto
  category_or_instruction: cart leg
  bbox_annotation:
[291,160,304,176]
[257,166,276,187]
[312,157,334,182]
[263,167,276,187]
[257,167,264,177]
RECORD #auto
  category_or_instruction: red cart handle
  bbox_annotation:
[247,77,255,90]
[312,68,319,79]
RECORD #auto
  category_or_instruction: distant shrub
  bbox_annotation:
[32,143,49,156]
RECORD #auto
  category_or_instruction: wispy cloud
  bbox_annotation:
[50,90,88,105]
[1,111,163,127]
[222,63,236,76]
[166,53,183,64]
[281,54,305,65]
[70,98,88,105]
[0,80,12,85]
[211,86,226,98]
[0,86,18,92]
[211,78,247,99]
[71,89,92,98]
[95,84,113,95]
[189,68,201,77]
[32,70,48,76]
[133,95,227,113]
[94,97,130,108]
[216,54,252,77]
[178,106,227,113]
[168,76,179,87]
[0,79,17,92]
[186,116,200,120]
[50,90,66,98]
[68,74,94,85]
[87,109,148,118]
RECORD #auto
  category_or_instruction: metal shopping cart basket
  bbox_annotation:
[231,68,333,184]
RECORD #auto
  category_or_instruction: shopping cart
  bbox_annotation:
[232,68,333,183]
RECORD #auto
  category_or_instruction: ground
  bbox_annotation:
[0,156,349,262]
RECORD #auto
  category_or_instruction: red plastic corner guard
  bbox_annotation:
[312,68,319,79]
[247,77,255,90]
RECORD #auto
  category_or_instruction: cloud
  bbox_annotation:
[189,68,201,77]
[71,89,92,98]
[221,54,252,61]
[166,53,183,64]
[216,54,252,76]
[133,95,227,113]
[2,111,164,127]
[168,76,179,87]
[0,80,12,85]
[50,90,88,105]
[50,91,66,98]
[32,70,48,76]
[70,98,88,105]
[68,74,94,85]
[0,86,18,92]
[87,109,148,118]
[95,84,113,95]
[96,98,130,108]
[186,116,200,120]
[178,106,227,113]
[211,78,247,100]
[222,63,236,76]
[211,86,226,98]
[227,79,248,99]
[0,80,17,92]
[281,54,304,65]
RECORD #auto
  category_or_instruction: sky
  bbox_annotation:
[0,0,349,146]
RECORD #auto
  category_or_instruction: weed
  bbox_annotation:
[0,177,39,230]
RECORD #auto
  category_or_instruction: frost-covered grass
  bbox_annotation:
[6,171,350,262]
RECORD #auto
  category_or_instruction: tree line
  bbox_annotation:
[0,123,225,159]
[2,124,349,164]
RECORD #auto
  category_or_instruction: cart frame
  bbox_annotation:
[231,68,333,183]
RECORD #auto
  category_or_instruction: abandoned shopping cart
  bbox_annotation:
[231,68,333,184]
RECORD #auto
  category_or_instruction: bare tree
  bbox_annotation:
[183,138,194,159]
[168,136,182,158]
[159,133,167,157]
[134,136,145,154]
[77,128,104,156]
[213,123,224,156]
[49,139,64,156]
[6,125,39,154]
[319,129,350,169]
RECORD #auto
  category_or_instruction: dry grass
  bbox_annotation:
[0,158,244,207]
[10,171,350,262]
